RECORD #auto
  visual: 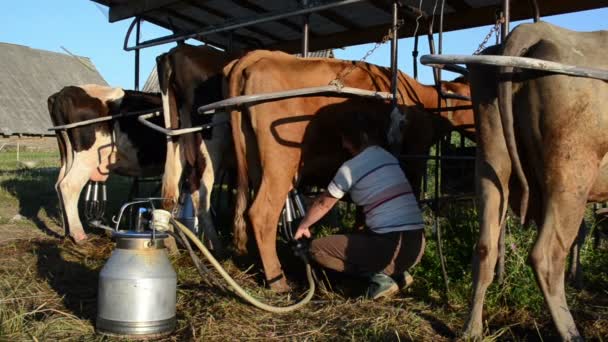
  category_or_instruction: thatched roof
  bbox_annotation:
[142,49,334,94]
[0,43,107,136]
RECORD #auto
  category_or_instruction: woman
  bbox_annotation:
[294,112,425,299]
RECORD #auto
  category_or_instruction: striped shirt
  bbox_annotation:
[327,145,424,233]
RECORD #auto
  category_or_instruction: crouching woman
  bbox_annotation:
[294,112,425,299]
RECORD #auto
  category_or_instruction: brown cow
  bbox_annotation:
[463,22,608,341]
[224,50,473,291]
[156,44,236,251]
[48,85,166,242]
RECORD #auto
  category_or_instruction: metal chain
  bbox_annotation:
[473,17,504,55]
[331,20,404,87]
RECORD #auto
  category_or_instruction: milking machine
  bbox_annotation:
[93,189,315,338]
[279,188,310,258]
[84,181,107,225]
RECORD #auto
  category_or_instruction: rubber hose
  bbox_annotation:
[171,218,315,313]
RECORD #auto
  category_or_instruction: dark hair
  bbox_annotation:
[338,112,385,150]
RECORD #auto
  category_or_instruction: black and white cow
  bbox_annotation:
[48,84,166,243]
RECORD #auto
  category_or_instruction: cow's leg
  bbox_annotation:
[54,130,71,236]
[161,139,184,211]
[197,156,224,254]
[249,173,293,292]
[58,152,97,242]
[464,158,510,338]
[464,92,511,338]
[567,220,587,289]
[529,165,593,341]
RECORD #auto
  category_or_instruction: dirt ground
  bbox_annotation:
[0,159,607,341]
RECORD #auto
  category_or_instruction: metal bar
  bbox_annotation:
[420,54,608,81]
[48,108,163,131]
[123,0,367,51]
[427,62,469,76]
[135,17,141,90]
[182,0,283,43]
[390,1,399,107]
[502,0,510,40]
[302,0,309,57]
[399,154,475,161]
[137,113,229,136]
[198,85,394,114]
[413,34,419,80]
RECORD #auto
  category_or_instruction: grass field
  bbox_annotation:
[0,151,607,341]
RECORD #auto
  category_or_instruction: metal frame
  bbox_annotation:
[420,54,608,81]
[138,112,228,136]
[122,0,367,52]
[197,85,394,115]
[49,108,162,131]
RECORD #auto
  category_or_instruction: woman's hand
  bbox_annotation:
[294,225,311,240]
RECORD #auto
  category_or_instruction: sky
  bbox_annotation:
[1,1,606,89]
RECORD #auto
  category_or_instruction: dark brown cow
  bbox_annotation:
[156,44,238,251]
[464,22,608,341]
[48,85,166,242]
[224,50,473,291]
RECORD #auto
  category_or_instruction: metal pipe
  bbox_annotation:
[198,85,394,115]
[84,182,93,202]
[137,113,229,136]
[49,108,162,131]
[123,0,367,51]
[390,0,399,107]
[420,54,608,81]
[502,0,510,40]
[101,183,107,202]
[134,17,141,91]
[292,189,307,218]
[399,154,475,161]
[92,182,99,202]
[284,197,295,241]
[529,0,540,22]
[413,35,419,80]
[302,0,309,58]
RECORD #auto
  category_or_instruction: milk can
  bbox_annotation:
[96,228,177,338]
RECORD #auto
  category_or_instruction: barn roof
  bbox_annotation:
[0,43,107,136]
[92,0,607,53]
[141,48,334,93]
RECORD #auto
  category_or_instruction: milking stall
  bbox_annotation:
[1,0,607,340]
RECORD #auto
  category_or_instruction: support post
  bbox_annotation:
[302,0,310,57]
[134,17,141,91]
[390,0,399,107]
[496,0,510,284]
[434,0,450,297]
[501,0,510,41]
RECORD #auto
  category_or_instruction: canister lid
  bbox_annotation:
[113,230,169,239]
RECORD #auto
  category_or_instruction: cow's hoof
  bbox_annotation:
[71,232,88,244]
[269,277,291,293]
[462,328,482,341]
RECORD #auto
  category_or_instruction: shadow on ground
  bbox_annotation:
[1,168,63,238]
[33,239,107,323]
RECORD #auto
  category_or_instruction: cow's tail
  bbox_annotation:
[225,51,278,255]
[498,24,541,225]
[157,53,181,210]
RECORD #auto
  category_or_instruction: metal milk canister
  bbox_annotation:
[96,230,177,337]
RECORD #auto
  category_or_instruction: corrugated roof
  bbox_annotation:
[141,48,333,93]
[143,64,160,93]
[0,43,107,136]
[92,0,608,53]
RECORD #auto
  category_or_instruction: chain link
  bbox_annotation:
[331,20,404,87]
[473,17,504,55]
